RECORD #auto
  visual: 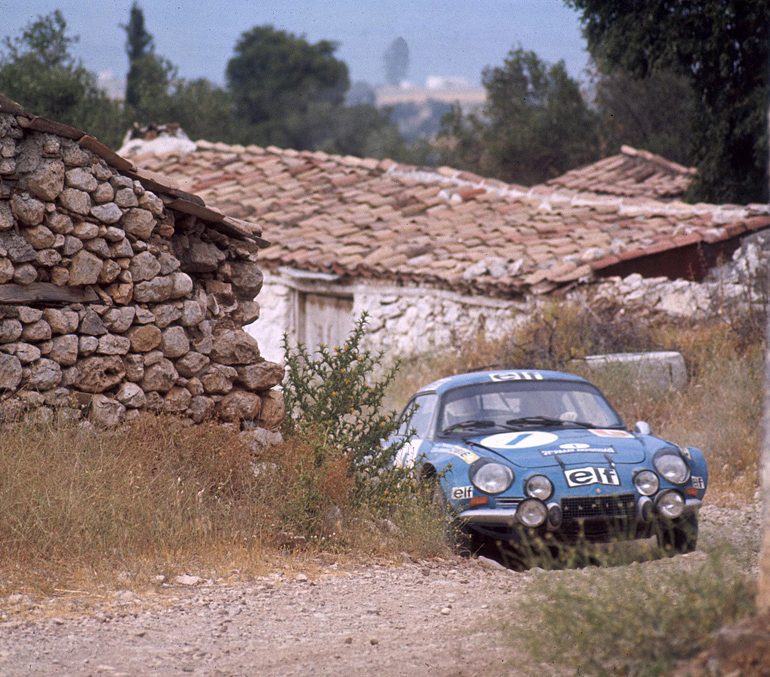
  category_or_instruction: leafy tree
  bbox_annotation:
[122,1,154,109]
[383,37,409,86]
[567,0,769,203]
[224,25,412,157]
[0,10,125,146]
[438,48,600,185]
[162,79,239,143]
[322,105,408,159]
[226,25,349,148]
[594,67,695,166]
[121,3,180,127]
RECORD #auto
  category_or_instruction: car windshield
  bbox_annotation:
[437,380,624,435]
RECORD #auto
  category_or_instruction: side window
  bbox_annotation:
[399,394,438,438]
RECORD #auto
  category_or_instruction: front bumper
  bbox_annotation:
[457,497,702,528]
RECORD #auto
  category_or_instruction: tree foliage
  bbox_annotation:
[0,10,420,162]
[226,26,349,146]
[383,37,409,86]
[0,10,124,147]
[224,24,411,157]
[439,48,600,185]
[122,1,154,109]
[567,0,769,203]
[594,67,695,165]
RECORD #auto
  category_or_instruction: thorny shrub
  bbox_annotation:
[280,313,446,546]
[283,313,406,500]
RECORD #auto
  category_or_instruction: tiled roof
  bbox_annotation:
[0,95,265,245]
[124,140,770,297]
[546,145,696,200]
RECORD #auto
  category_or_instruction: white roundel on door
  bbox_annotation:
[480,431,559,450]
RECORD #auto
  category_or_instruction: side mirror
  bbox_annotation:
[634,421,651,435]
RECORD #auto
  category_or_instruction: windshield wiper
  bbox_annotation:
[441,419,497,434]
[505,416,597,428]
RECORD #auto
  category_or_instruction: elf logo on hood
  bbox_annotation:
[564,466,620,487]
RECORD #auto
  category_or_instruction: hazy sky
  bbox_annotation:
[0,1,589,87]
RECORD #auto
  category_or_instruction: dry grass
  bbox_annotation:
[387,306,764,503]
[0,415,447,594]
[511,550,755,676]
[0,416,266,593]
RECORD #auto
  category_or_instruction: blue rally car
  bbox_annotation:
[393,369,707,558]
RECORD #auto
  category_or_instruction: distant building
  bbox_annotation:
[426,75,472,90]
[375,83,485,111]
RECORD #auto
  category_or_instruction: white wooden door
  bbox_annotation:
[297,292,354,350]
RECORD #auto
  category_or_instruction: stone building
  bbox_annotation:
[121,131,770,363]
[0,96,282,437]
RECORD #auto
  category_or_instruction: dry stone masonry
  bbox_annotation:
[0,97,283,441]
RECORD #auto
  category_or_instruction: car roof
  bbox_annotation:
[415,369,591,396]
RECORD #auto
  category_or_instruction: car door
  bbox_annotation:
[392,393,438,468]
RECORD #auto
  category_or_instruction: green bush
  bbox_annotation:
[279,313,446,551]
[282,312,409,502]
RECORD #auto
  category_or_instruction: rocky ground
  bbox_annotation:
[0,502,761,676]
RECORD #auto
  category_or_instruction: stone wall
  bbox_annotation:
[0,110,283,438]
[576,230,770,320]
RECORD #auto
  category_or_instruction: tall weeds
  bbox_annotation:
[512,551,755,676]
[0,316,448,592]
[0,416,266,590]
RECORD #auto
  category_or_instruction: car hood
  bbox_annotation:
[464,428,648,468]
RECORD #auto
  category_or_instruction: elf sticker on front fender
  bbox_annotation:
[564,466,620,487]
[451,486,473,500]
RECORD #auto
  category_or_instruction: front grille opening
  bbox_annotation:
[561,494,636,521]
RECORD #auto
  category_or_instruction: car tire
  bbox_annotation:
[656,513,698,555]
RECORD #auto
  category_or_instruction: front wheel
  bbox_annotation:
[656,513,698,555]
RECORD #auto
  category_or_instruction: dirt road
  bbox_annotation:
[0,503,760,676]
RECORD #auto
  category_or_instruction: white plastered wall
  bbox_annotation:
[245,268,532,364]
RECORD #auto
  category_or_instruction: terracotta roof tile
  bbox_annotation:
[546,146,696,200]
[122,138,770,297]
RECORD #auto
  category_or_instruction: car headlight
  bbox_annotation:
[518,499,547,527]
[654,451,690,485]
[633,470,659,496]
[525,475,553,500]
[656,490,684,518]
[470,460,514,494]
